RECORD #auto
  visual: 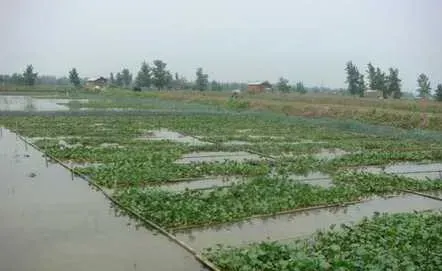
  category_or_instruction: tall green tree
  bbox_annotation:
[68,68,81,87]
[170,72,182,90]
[417,73,431,98]
[109,73,115,85]
[357,74,366,97]
[366,63,376,90]
[135,61,151,88]
[23,65,38,86]
[115,72,124,87]
[121,68,132,87]
[174,74,190,90]
[294,81,307,94]
[211,80,222,91]
[195,67,209,91]
[374,67,388,98]
[165,71,173,89]
[152,60,169,90]
[386,68,401,99]
[277,77,290,93]
[11,73,23,85]
[345,61,364,96]
[435,84,442,102]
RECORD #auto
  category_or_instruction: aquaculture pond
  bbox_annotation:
[1,96,441,271]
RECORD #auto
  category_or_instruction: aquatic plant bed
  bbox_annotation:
[203,211,442,271]
[113,172,442,229]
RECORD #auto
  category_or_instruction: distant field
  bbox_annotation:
[152,90,442,131]
[1,87,442,131]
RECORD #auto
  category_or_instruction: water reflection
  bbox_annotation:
[357,162,442,180]
[0,95,89,111]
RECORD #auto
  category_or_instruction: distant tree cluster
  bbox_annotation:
[0,65,71,87]
[135,62,151,88]
[0,65,38,86]
[345,61,365,97]
[277,77,290,93]
[69,68,81,87]
[345,61,402,99]
[195,68,209,91]
[293,81,307,94]
[366,63,401,98]
[417,73,431,98]
[274,77,307,94]
[23,65,38,86]
[210,80,222,91]
[110,60,174,90]
[435,84,442,102]
[414,73,442,102]
[111,68,132,88]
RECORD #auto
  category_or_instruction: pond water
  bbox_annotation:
[0,128,205,271]
[0,95,88,111]
[175,151,263,164]
[158,176,244,192]
[137,128,210,146]
[357,162,442,180]
[174,193,442,252]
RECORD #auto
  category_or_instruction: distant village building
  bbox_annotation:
[365,89,383,99]
[85,77,107,90]
[247,81,272,94]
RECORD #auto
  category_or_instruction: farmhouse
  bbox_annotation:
[365,89,383,99]
[85,77,107,89]
[247,81,272,94]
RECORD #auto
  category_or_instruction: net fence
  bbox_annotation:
[1,94,442,143]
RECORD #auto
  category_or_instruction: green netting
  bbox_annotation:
[1,94,442,144]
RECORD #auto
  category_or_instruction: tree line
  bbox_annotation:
[344,61,442,101]
[1,63,442,101]
[345,62,401,98]
[0,62,227,91]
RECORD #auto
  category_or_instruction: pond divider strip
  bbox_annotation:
[16,132,222,271]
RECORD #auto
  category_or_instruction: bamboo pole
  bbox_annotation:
[401,189,442,201]
[170,199,369,232]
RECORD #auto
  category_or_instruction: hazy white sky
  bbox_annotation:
[1,0,441,91]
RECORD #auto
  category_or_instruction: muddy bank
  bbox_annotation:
[0,128,205,271]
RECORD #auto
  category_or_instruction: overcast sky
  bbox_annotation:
[1,0,441,91]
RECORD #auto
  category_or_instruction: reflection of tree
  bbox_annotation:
[24,97,36,111]
[0,97,7,110]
